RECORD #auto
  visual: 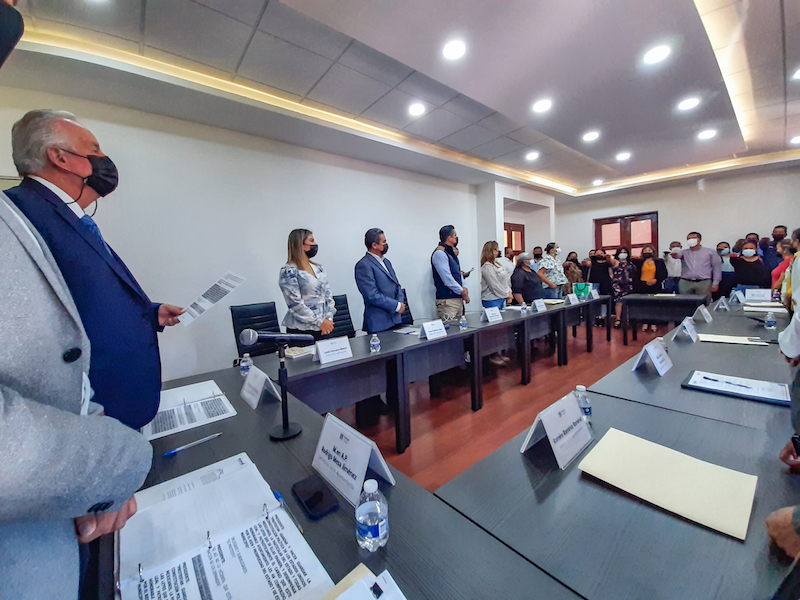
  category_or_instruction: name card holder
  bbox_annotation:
[745,288,772,302]
[533,299,547,312]
[713,297,730,311]
[312,414,395,506]
[632,338,674,376]
[519,393,593,469]
[481,306,503,323]
[590,289,600,300]
[693,304,713,323]
[565,293,580,305]
[240,366,280,410]
[419,319,447,340]
[730,290,746,304]
[671,316,698,343]
[313,336,354,365]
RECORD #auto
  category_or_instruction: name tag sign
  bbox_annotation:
[566,293,580,305]
[519,393,593,469]
[745,288,772,302]
[693,304,713,323]
[731,290,746,304]
[481,306,503,323]
[419,319,447,340]
[313,336,354,364]
[240,366,281,409]
[671,316,698,342]
[590,289,600,300]
[713,297,730,311]
[632,339,674,376]
[533,299,547,312]
[312,414,395,506]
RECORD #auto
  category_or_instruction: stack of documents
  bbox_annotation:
[578,428,757,540]
[682,370,790,406]
[118,453,334,599]
[696,334,768,346]
[142,381,236,441]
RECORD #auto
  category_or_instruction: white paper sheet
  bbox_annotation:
[578,428,758,540]
[696,334,768,346]
[687,370,790,403]
[178,272,246,326]
[143,380,236,440]
[743,306,788,314]
[393,326,421,335]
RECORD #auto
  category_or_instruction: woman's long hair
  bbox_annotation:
[287,228,314,268]
[480,240,500,266]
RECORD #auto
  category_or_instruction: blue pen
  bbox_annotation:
[162,432,221,457]
[273,490,304,533]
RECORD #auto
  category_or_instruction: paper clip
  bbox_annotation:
[207,531,212,548]
[139,564,143,583]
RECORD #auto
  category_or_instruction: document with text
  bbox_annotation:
[179,272,246,326]
[683,370,790,405]
[142,380,236,440]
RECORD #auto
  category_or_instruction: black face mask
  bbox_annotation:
[454,236,459,247]
[774,234,786,241]
[0,4,23,69]
[642,252,653,259]
[592,256,606,263]
[379,242,389,256]
[568,258,579,265]
[59,149,119,197]
[305,244,319,259]
[533,253,542,260]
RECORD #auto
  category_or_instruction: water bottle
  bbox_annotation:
[765,311,777,330]
[356,479,388,552]
[459,314,468,330]
[369,333,381,353]
[521,302,528,314]
[575,385,591,424]
[240,353,252,377]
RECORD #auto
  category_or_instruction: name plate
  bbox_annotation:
[731,290,746,304]
[590,289,600,299]
[313,336,354,364]
[671,316,698,342]
[533,299,547,312]
[713,297,730,311]
[632,338,674,376]
[519,393,593,469]
[566,293,580,305]
[312,414,395,506]
[693,304,713,323]
[481,306,503,323]
[240,366,281,409]
[745,288,772,302]
[419,319,447,340]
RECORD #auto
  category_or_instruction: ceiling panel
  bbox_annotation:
[439,124,501,151]
[507,127,548,146]
[358,89,433,129]
[238,30,333,97]
[28,0,142,41]
[258,1,352,61]
[396,71,459,106]
[478,112,521,135]
[441,94,495,122]
[403,108,471,140]
[469,136,525,160]
[306,63,392,114]
[337,41,414,86]
[145,0,252,72]
[193,0,268,26]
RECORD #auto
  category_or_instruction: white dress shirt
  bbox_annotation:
[368,251,403,313]
[30,176,84,219]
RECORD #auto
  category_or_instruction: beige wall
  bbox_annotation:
[554,168,800,258]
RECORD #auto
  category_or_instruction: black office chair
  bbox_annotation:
[230,302,281,357]
[400,288,414,326]
[332,294,357,338]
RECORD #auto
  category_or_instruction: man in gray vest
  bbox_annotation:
[431,225,470,320]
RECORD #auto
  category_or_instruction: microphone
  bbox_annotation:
[239,329,316,347]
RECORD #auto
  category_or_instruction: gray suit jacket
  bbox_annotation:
[0,193,153,599]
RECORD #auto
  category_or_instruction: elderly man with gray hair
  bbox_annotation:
[511,252,546,305]
[6,109,183,430]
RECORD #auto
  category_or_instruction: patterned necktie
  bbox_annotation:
[80,214,112,256]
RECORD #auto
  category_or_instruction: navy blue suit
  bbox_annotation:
[7,178,163,429]
[354,253,405,333]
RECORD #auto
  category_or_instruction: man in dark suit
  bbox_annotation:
[6,109,183,429]
[355,228,406,333]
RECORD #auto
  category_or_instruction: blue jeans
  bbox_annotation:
[663,277,680,293]
[542,286,563,299]
[482,298,506,309]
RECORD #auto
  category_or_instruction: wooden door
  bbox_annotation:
[594,212,658,258]
[503,223,525,257]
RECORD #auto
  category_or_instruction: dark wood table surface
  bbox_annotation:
[621,293,709,345]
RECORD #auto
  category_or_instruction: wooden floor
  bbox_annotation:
[334,323,664,492]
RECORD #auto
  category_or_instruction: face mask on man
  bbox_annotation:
[741,248,757,258]
[687,238,699,248]
[618,253,628,260]
[59,148,119,197]
[533,253,542,260]
[717,248,730,256]
[305,244,319,259]
[670,246,681,253]
[774,233,786,241]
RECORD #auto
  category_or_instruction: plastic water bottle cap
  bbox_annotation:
[576,385,587,392]
[243,353,250,359]
[363,479,378,493]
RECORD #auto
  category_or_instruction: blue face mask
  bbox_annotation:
[717,248,730,256]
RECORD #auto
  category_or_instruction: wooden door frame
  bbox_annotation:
[504,222,526,257]
[594,211,659,254]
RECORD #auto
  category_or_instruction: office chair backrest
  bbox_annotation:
[332,294,357,338]
[400,288,414,326]
[230,302,281,357]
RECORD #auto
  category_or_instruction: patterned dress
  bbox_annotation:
[611,261,637,302]
[278,263,336,331]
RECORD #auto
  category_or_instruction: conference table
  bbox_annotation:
[101,367,580,600]
[620,293,709,345]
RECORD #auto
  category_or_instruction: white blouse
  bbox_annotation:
[481,261,511,301]
[278,263,336,331]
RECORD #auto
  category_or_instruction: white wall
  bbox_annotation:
[0,86,479,381]
[555,169,800,259]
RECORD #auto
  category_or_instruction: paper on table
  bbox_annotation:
[319,565,375,600]
[744,301,784,308]
[654,293,677,296]
[178,271,246,326]
[336,571,407,600]
[696,333,768,346]
[743,306,788,314]
[578,428,757,540]
[688,370,790,403]
[393,326,421,335]
[142,380,236,440]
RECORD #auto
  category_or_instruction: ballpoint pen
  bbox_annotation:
[702,376,751,389]
[162,432,222,457]
[274,490,304,534]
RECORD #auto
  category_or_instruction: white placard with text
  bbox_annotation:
[419,319,447,340]
[312,414,395,506]
[671,316,698,342]
[519,393,593,469]
[745,288,772,302]
[313,336,354,364]
[481,306,503,323]
[693,304,713,323]
[533,299,547,312]
[713,297,730,311]
[240,366,281,409]
[566,293,580,305]
[731,290,746,304]
[632,339,674,376]
[590,289,600,300]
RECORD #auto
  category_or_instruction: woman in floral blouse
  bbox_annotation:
[537,242,569,299]
[609,247,638,328]
[278,229,336,340]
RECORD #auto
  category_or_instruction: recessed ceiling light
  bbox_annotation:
[582,130,600,142]
[677,97,700,111]
[408,103,425,116]
[616,151,631,161]
[532,99,552,113]
[697,129,717,140]
[793,69,800,80]
[790,135,800,145]
[442,40,466,60]
[643,45,671,65]
[525,151,540,161]
[593,179,604,186]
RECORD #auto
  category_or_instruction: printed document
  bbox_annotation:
[142,380,236,440]
[696,334,768,346]
[179,272,246,326]
[687,370,790,403]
